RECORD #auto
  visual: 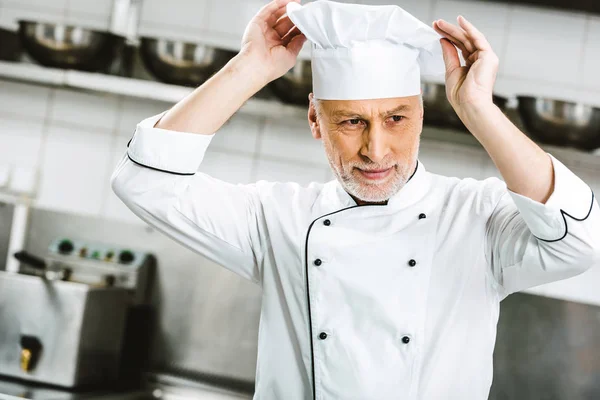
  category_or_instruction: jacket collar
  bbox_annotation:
[319,160,431,214]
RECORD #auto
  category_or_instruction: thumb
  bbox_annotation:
[440,38,460,76]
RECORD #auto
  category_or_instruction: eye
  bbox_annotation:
[391,115,404,122]
[348,119,361,125]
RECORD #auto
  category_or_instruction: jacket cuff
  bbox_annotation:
[507,153,594,241]
[127,112,214,175]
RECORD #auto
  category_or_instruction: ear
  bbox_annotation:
[308,93,322,140]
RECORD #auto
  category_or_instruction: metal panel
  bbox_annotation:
[24,208,261,383]
[491,292,600,399]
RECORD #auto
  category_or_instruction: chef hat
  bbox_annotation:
[286,0,445,100]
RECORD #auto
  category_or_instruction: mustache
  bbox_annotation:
[349,162,397,172]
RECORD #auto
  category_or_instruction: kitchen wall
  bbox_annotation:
[1,0,600,382]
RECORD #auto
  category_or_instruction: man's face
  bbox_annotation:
[309,95,423,204]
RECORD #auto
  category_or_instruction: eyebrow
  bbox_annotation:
[329,104,412,119]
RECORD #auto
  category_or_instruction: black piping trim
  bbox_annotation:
[126,153,195,176]
[534,188,595,243]
[304,160,419,399]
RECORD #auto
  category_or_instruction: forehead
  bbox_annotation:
[319,96,421,116]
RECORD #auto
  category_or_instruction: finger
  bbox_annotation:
[282,26,302,46]
[263,0,300,26]
[286,33,307,57]
[433,22,470,56]
[457,15,491,51]
[434,19,476,54]
[274,15,295,38]
[440,38,461,76]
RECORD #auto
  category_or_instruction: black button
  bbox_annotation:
[402,336,410,344]
[314,259,322,266]
[319,332,328,340]
[419,213,427,220]
[323,219,331,226]
[408,259,417,267]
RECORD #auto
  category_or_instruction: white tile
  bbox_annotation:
[0,118,44,168]
[51,88,119,132]
[255,158,326,186]
[207,0,265,38]
[201,149,255,184]
[66,0,112,18]
[0,81,51,120]
[118,97,171,137]
[1,3,67,29]
[36,125,112,216]
[502,6,587,86]
[9,165,37,195]
[582,16,600,89]
[432,0,509,60]
[139,0,209,37]
[259,118,328,167]
[210,114,262,155]
[4,0,66,13]
[359,0,432,23]
[419,140,486,179]
[0,165,10,188]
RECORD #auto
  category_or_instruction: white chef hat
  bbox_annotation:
[286,0,446,100]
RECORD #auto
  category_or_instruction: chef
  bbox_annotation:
[111,0,600,398]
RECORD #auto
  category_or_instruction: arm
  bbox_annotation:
[111,0,306,283]
[433,17,600,297]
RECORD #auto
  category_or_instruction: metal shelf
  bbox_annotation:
[0,61,307,121]
[1,60,600,169]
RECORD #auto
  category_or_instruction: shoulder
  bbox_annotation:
[427,172,509,216]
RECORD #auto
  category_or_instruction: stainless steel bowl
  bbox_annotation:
[0,28,23,61]
[517,96,600,150]
[422,82,508,132]
[140,38,236,87]
[18,21,124,71]
[268,59,312,105]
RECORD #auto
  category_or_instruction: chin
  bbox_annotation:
[346,180,400,203]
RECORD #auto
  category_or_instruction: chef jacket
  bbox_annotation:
[111,111,600,400]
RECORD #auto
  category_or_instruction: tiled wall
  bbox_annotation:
[1,0,600,306]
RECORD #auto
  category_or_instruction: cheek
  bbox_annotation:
[325,130,362,161]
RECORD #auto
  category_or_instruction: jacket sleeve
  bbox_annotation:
[485,154,600,301]
[111,112,267,285]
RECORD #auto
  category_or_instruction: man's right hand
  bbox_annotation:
[240,0,307,85]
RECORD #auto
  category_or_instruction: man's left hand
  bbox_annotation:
[433,16,499,117]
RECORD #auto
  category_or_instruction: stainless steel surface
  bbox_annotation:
[422,82,508,132]
[0,203,14,271]
[24,208,261,382]
[268,59,312,105]
[139,38,236,87]
[0,271,129,387]
[18,21,125,72]
[517,96,600,150]
[0,28,23,62]
[490,292,600,399]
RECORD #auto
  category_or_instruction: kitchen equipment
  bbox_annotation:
[0,28,23,61]
[18,21,125,72]
[422,82,508,132]
[268,59,312,105]
[139,38,236,87]
[517,96,600,151]
[0,238,155,388]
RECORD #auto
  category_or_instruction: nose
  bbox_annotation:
[360,126,390,164]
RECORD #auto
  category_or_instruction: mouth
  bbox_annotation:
[356,167,393,181]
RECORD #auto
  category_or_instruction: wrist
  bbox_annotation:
[458,100,501,129]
